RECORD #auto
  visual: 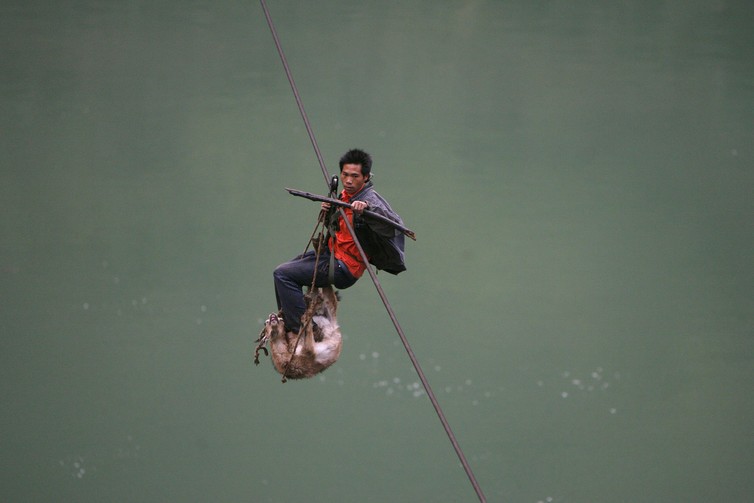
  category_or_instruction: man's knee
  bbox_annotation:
[273,263,289,282]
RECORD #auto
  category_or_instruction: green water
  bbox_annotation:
[2,1,752,501]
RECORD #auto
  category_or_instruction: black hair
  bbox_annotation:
[338,149,372,177]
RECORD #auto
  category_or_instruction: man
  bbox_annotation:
[273,148,402,335]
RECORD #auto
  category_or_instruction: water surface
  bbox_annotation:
[1,1,752,501]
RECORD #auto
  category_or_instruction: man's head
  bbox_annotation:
[338,149,372,195]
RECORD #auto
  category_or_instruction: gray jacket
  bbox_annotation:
[350,181,407,274]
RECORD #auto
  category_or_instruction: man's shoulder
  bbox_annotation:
[356,186,385,203]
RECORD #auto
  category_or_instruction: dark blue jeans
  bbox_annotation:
[273,250,358,333]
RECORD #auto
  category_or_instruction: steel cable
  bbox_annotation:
[259,1,487,500]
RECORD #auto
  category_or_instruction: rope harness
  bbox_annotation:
[254,189,340,382]
[278,182,339,383]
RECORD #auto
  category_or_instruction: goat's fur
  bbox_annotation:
[255,286,342,380]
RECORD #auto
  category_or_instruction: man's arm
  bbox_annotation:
[287,188,416,240]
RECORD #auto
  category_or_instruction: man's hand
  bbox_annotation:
[351,200,368,214]
[321,200,367,214]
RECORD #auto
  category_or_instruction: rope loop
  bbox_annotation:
[280,211,328,382]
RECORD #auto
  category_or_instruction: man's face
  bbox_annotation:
[341,164,368,195]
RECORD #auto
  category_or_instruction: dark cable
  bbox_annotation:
[259,1,487,501]
[339,213,488,503]
[259,0,330,186]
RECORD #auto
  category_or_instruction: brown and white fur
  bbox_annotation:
[254,286,342,380]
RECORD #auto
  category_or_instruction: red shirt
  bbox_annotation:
[329,189,367,278]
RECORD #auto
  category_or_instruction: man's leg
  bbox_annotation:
[274,250,359,333]
[273,251,318,334]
